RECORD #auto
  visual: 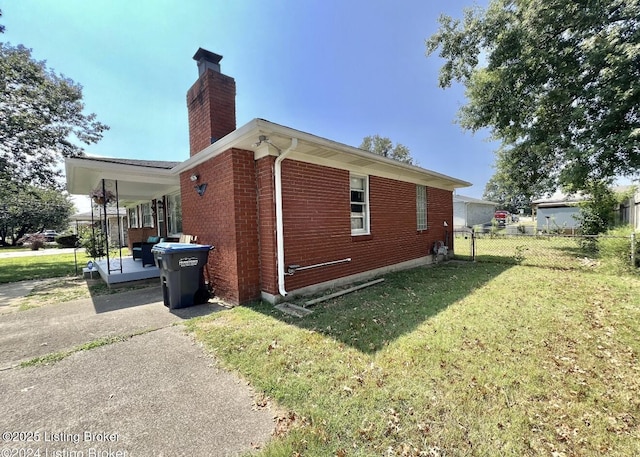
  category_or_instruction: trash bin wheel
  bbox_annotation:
[194,287,210,305]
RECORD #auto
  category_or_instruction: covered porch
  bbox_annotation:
[66,157,181,285]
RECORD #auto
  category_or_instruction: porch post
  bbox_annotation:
[102,179,110,273]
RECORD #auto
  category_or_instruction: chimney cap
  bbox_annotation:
[193,48,223,76]
[193,48,223,65]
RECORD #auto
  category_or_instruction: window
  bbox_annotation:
[417,185,427,230]
[141,203,154,227]
[128,207,138,228]
[166,194,182,235]
[156,201,165,237]
[350,174,369,235]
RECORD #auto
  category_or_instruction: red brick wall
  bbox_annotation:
[182,153,454,303]
[256,156,278,295]
[180,148,260,304]
[186,70,236,155]
[427,186,455,252]
[275,160,454,294]
[232,149,261,302]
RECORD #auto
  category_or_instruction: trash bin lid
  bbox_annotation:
[151,242,212,253]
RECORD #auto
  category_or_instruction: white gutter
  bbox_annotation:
[276,138,298,297]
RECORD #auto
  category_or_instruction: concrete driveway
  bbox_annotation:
[0,286,275,456]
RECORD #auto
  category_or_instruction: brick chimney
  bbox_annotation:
[187,48,236,155]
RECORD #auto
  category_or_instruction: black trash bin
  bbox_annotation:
[151,242,213,309]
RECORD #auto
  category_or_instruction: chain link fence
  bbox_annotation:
[453,229,637,271]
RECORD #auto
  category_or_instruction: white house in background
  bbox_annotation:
[531,186,639,233]
[531,191,588,233]
[453,195,498,229]
[70,207,128,247]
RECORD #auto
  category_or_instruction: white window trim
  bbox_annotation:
[350,174,370,236]
[141,203,154,228]
[128,207,138,229]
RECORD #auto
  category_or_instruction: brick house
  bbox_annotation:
[66,48,471,305]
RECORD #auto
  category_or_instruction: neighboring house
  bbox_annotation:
[66,48,471,305]
[453,195,498,229]
[70,206,128,247]
[531,191,588,233]
[532,186,639,233]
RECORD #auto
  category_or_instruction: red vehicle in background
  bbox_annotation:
[494,210,510,227]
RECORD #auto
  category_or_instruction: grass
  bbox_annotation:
[5,277,156,313]
[0,252,155,313]
[453,233,635,271]
[20,330,156,367]
[187,262,640,456]
[0,252,83,284]
[0,246,36,252]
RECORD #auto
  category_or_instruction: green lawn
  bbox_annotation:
[188,263,640,456]
[0,252,85,284]
[453,233,633,271]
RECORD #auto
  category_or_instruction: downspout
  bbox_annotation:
[275,138,298,297]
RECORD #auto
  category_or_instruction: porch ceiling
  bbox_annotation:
[65,157,180,201]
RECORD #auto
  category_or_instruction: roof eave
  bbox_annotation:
[174,118,472,190]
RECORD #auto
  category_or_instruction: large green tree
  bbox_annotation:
[426,0,640,194]
[0,42,108,187]
[482,145,543,214]
[483,174,531,215]
[0,183,74,246]
[360,134,415,165]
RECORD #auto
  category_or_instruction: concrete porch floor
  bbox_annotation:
[94,255,160,285]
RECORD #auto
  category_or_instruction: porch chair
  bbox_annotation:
[132,236,163,267]
[179,234,198,244]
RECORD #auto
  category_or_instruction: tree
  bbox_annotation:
[573,181,635,235]
[0,183,74,246]
[426,0,640,194]
[360,135,416,165]
[483,174,530,215]
[0,42,109,188]
[482,145,543,214]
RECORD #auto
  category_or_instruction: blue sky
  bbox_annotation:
[2,0,495,199]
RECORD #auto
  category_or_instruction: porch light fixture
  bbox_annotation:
[190,174,199,182]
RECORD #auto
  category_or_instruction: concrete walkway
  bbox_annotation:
[0,247,78,258]
[0,287,275,456]
[0,279,60,311]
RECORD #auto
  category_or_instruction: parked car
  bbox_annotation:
[494,211,510,227]
[42,230,59,242]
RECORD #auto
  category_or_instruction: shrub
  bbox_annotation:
[597,226,639,274]
[79,227,106,258]
[29,234,46,251]
[55,233,79,248]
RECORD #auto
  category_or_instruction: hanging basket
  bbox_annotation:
[90,188,116,205]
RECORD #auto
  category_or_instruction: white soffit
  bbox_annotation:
[174,118,471,191]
